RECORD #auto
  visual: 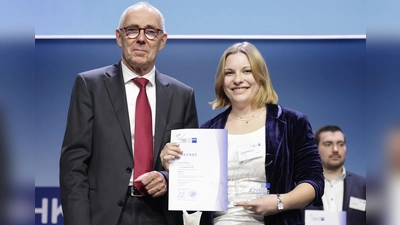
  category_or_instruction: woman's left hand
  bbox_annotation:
[234,194,280,216]
[160,142,182,171]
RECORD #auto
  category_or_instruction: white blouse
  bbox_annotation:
[214,126,267,225]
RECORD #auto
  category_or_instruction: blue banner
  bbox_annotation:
[35,187,63,225]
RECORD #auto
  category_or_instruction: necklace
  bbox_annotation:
[230,108,266,124]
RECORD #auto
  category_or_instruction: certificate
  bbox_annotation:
[169,129,228,211]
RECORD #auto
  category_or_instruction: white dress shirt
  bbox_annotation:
[322,166,346,211]
[121,62,156,186]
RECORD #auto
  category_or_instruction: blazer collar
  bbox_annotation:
[265,104,286,159]
[104,62,132,155]
[266,104,282,119]
[103,64,175,168]
[211,104,283,128]
[343,171,353,211]
[153,70,173,168]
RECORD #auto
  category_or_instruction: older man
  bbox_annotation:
[59,2,198,224]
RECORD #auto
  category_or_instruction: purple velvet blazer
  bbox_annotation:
[200,104,324,225]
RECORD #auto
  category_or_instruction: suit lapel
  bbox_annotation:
[153,71,172,168]
[103,62,132,155]
[264,104,285,193]
[343,172,353,211]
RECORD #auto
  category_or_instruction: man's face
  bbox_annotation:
[116,6,167,75]
[318,131,346,171]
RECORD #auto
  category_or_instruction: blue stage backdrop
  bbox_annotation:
[34,1,365,35]
[35,38,366,225]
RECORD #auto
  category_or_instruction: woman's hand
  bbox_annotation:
[234,183,315,216]
[234,194,281,216]
[160,142,182,171]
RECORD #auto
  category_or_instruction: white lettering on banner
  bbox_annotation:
[35,198,48,224]
[52,198,63,223]
[35,198,63,224]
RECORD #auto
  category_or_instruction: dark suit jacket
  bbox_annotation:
[200,104,324,225]
[59,62,198,225]
[305,171,366,225]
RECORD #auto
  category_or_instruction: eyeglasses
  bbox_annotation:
[120,26,163,40]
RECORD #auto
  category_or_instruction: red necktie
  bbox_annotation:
[133,78,153,195]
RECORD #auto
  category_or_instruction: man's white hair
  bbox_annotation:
[118,2,166,32]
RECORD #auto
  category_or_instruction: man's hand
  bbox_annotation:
[134,171,167,197]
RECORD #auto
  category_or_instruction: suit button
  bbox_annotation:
[126,167,132,173]
[118,201,123,207]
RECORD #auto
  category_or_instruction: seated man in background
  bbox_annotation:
[305,125,366,225]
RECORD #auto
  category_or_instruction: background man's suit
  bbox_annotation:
[60,62,198,225]
[305,171,366,225]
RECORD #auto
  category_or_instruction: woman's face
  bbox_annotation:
[223,52,259,108]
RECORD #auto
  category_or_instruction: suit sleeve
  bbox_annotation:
[59,74,93,225]
[293,114,325,206]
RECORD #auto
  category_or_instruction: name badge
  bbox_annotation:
[237,143,263,162]
[349,196,366,211]
[305,210,346,225]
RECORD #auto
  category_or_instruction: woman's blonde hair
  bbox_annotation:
[210,42,278,109]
